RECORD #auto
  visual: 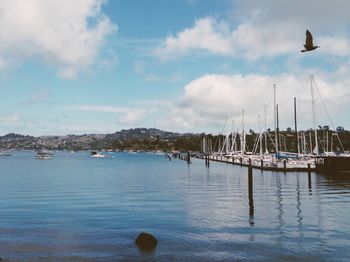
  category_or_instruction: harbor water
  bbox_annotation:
[0,151,349,261]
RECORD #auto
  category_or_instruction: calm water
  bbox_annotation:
[0,151,350,261]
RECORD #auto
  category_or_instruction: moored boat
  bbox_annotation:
[90,151,105,158]
[35,150,53,160]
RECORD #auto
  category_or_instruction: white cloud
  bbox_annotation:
[318,37,350,56]
[155,1,350,60]
[230,22,302,60]
[157,73,350,132]
[234,0,350,29]
[0,0,117,79]
[156,17,234,60]
[154,16,302,60]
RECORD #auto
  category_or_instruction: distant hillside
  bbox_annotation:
[104,128,185,141]
[2,127,350,152]
[0,133,36,150]
[0,128,201,151]
[93,128,199,151]
[0,133,34,140]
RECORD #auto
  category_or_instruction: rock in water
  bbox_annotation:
[135,232,158,251]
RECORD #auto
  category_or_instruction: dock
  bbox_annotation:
[174,152,350,174]
[199,154,315,172]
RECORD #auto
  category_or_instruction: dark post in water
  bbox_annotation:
[248,158,254,225]
[308,163,312,192]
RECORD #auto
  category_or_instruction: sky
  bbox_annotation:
[0,0,350,136]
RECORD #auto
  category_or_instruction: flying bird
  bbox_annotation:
[301,30,320,52]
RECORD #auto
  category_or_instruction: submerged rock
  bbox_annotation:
[135,232,158,251]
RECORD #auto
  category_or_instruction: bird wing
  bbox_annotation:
[305,30,314,47]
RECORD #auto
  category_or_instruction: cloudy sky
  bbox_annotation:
[0,0,349,135]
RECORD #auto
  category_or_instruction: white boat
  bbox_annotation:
[90,151,105,158]
[35,154,53,160]
[35,150,53,160]
[0,151,11,156]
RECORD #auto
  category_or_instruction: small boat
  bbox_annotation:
[0,151,11,156]
[35,150,53,160]
[90,151,105,158]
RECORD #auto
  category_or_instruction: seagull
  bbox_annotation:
[301,30,320,52]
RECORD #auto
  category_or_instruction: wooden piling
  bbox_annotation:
[248,158,253,224]
[308,163,312,191]
[205,154,210,167]
[248,160,254,225]
[248,158,253,176]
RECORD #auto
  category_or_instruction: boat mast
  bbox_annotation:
[310,75,319,155]
[294,97,300,155]
[331,133,334,152]
[234,132,237,152]
[264,104,268,154]
[259,114,263,157]
[218,136,220,154]
[202,136,206,154]
[209,138,213,154]
[231,119,234,153]
[274,84,279,155]
[276,104,280,154]
[241,109,245,156]
[226,133,229,154]
[309,131,313,154]
[302,132,306,154]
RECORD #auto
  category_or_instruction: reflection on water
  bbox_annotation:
[308,172,312,193]
[0,151,349,261]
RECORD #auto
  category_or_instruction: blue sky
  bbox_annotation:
[0,0,349,135]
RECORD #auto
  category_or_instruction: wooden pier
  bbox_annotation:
[190,154,350,174]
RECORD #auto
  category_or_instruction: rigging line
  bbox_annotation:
[312,76,345,151]
[230,128,239,152]
[267,131,277,149]
[215,117,229,153]
[252,133,262,155]
[229,120,237,152]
